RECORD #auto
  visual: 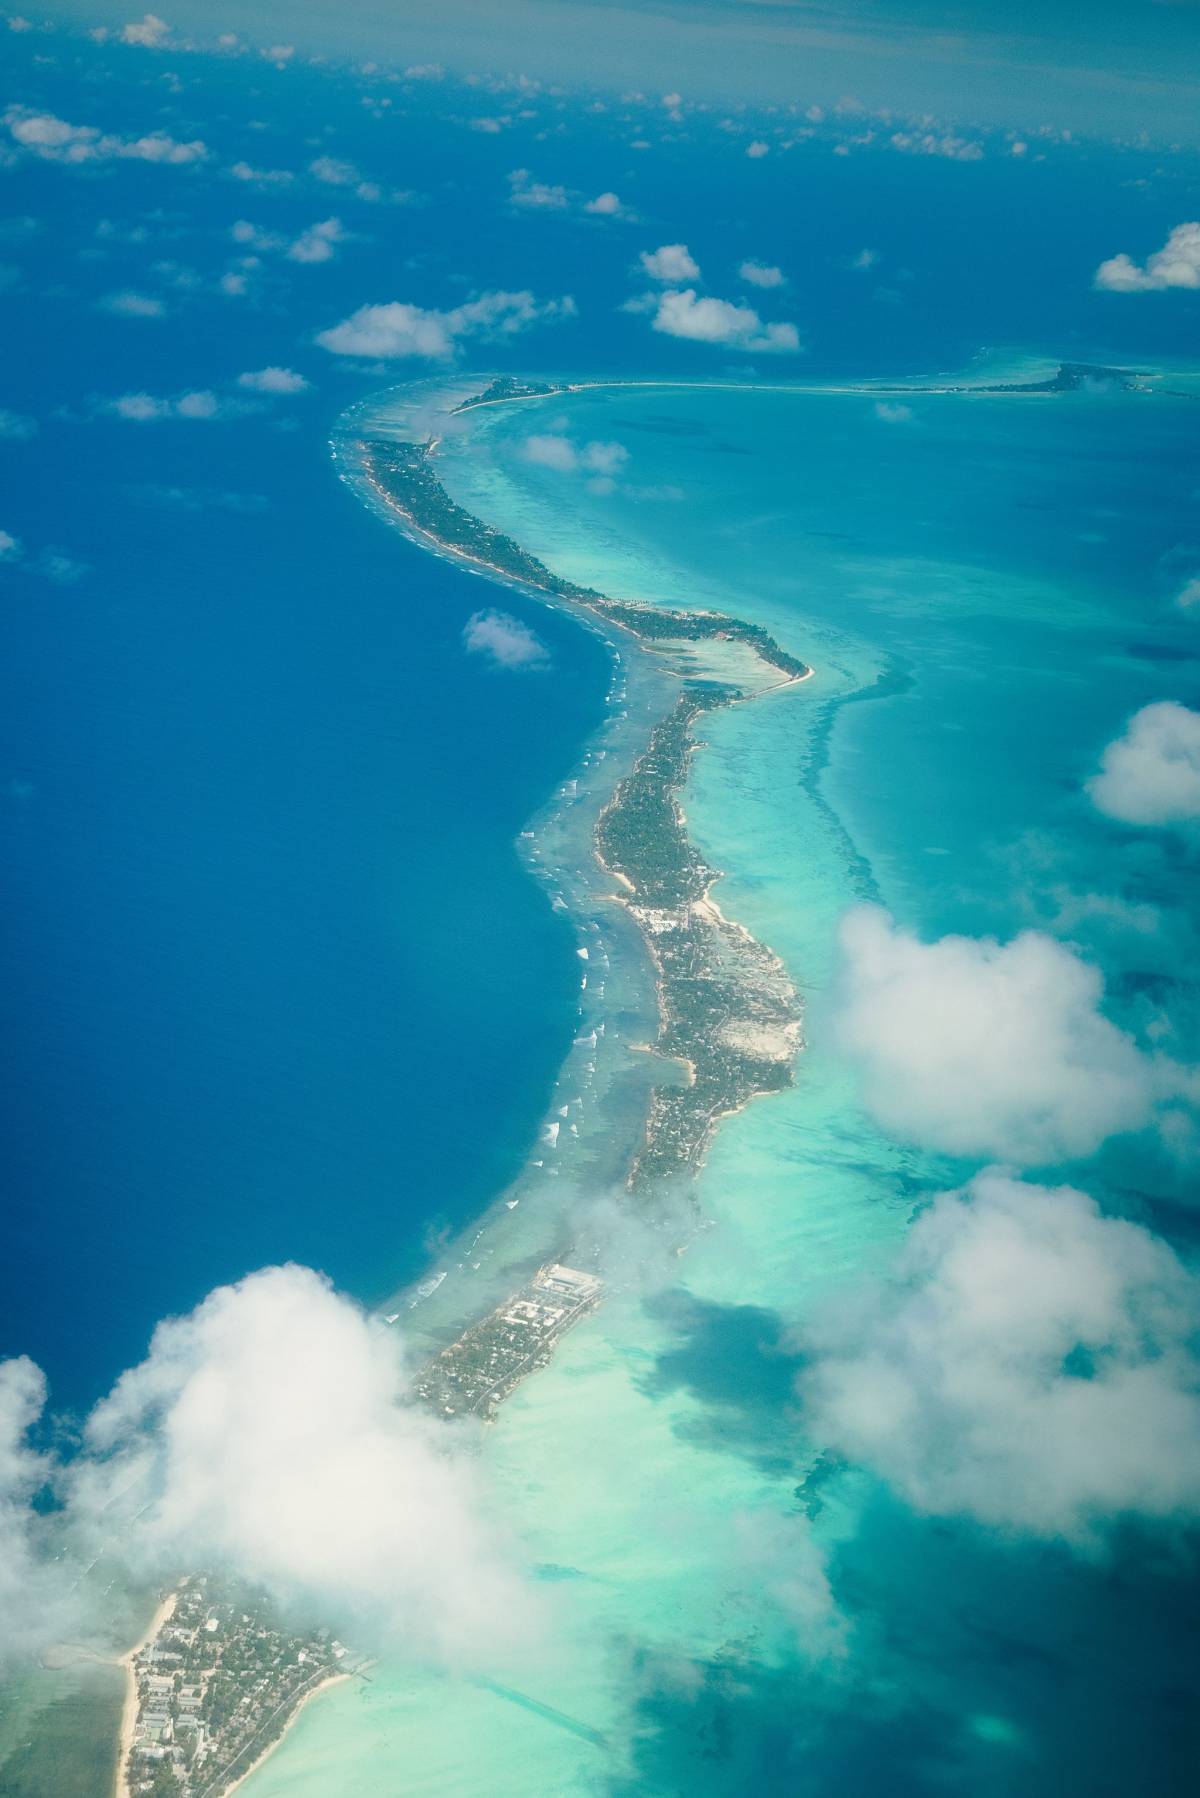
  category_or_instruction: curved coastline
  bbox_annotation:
[127,377,815,1795]
[340,383,812,1223]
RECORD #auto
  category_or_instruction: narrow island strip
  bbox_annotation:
[353,424,809,1195]
[114,389,813,1796]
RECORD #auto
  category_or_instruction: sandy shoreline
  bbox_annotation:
[113,1591,177,1798]
[220,1672,351,1796]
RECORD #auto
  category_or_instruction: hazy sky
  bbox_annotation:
[42,0,1200,140]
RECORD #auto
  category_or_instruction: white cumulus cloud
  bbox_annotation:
[70,1264,538,1663]
[1095,222,1200,293]
[639,242,701,282]
[889,130,983,161]
[317,290,575,360]
[105,390,223,422]
[286,216,347,264]
[508,169,569,210]
[835,906,1163,1163]
[739,259,785,288]
[647,288,800,353]
[462,608,548,670]
[3,106,206,166]
[236,367,309,394]
[120,12,169,47]
[521,434,628,481]
[1087,702,1200,825]
[800,1169,1200,1541]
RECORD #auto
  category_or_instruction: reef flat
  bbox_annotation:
[355,429,808,1192]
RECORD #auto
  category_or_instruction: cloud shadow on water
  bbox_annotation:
[636,1289,806,1473]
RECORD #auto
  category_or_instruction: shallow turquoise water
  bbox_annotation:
[242,376,1200,1796]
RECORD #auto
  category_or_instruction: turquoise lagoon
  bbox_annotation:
[243,372,1200,1796]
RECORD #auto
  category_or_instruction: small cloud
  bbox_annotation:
[889,130,983,162]
[522,432,578,471]
[643,287,801,353]
[581,440,628,477]
[33,549,87,584]
[1095,222,1200,293]
[404,63,444,80]
[228,160,294,187]
[462,607,548,670]
[286,216,346,264]
[317,290,575,360]
[262,43,295,66]
[584,191,625,217]
[310,155,359,187]
[507,169,569,210]
[0,530,87,583]
[520,434,628,481]
[1086,701,1200,826]
[174,390,219,419]
[3,107,206,166]
[236,366,310,394]
[874,401,912,423]
[0,408,36,440]
[745,140,770,158]
[850,247,878,271]
[639,242,700,282]
[1176,576,1200,610]
[739,259,784,289]
[120,12,169,47]
[99,289,165,317]
[231,216,348,266]
[105,390,225,422]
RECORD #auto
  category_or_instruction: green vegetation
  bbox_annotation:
[597,687,726,907]
[979,361,1140,395]
[356,431,805,1190]
[451,376,566,412]
[124,1577,346,1798]
[597,691,800,1182]
[357,438,809,683]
